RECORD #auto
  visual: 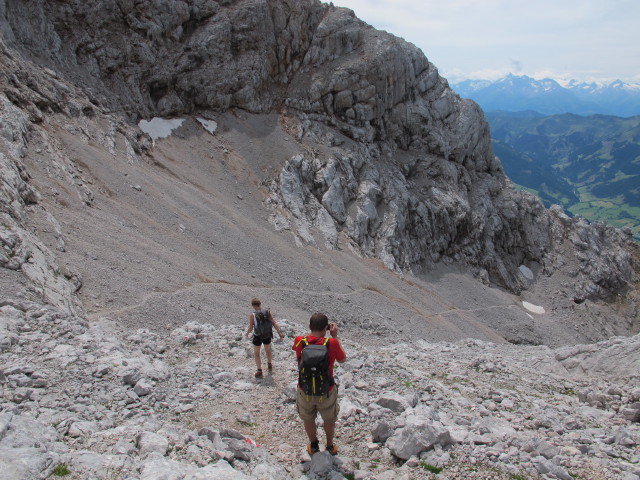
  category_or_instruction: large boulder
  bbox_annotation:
[385,415,454,460]
[0,413,64,480]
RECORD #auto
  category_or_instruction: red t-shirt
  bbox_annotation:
[292,335,346,379]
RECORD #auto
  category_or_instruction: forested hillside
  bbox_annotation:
[487,111,640,240]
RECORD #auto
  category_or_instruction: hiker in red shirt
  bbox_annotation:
[292,313,346,456]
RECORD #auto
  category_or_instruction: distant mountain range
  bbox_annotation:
[452,74,640,117]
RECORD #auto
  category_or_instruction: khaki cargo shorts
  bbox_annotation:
[296,386,339,423]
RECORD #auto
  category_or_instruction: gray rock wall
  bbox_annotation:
[0,85,82,314]
[0,0,635,300]
[0,0,327,117]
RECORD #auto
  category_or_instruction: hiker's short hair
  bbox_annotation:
[309,312,329,331]
[251,298,261,307]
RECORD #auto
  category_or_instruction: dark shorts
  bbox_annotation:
[252,335,272,346]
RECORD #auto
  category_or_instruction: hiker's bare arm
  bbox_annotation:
[270,313,285,338]
[245,314,254,337]
[335,341,346,363]
[329,323,347,362]
[329,323,339,338]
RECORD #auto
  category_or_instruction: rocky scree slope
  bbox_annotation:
[1,301,639,480]
[4,33,635,349]
[1,0,637,303]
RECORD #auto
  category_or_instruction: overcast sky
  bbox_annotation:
[333,0,640,84]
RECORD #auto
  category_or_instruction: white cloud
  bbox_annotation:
[445,67,510,83]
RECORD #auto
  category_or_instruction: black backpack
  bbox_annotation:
[298,337,333,397]
[254,309,273,339]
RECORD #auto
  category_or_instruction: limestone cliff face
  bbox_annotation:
[0,0,636,301]
[1,0,325,116]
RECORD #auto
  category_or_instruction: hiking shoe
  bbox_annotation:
[326,444,338,455]
[307,440,320,455]
[267,363,273,371]
[254,369,263,378]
